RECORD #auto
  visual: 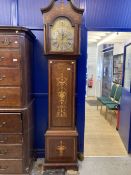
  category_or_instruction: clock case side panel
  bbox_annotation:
[48,60,76,130]
[44,25,48,54]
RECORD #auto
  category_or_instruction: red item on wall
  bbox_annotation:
[88,76,93,88]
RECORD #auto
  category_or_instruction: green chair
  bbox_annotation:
[113,85,122,102]
[105,86,122,123]
[97,83,118,110]
[105,103,120,124]
[101,85,122,106]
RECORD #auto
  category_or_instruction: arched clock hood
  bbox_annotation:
[41,0,84,56]
[41,0,84,14]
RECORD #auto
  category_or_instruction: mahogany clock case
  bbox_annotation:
[41,0,84,170]
[0,27,35,175]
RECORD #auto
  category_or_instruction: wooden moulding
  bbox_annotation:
[41,0,84,14]
[0,26,35,39]
[45,130,78,136]
[43,162,78,171]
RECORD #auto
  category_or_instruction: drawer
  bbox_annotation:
[45,135,77,163]
[0,68,20,86]
[0,145,22,159]
[0,87,21,107]
[0,134,22,144]
[0,35,19,48]
[0,160,23,174]
[0,50,20,66]
[0,113,22,133]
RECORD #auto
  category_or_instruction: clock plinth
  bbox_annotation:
[44,130,78,170]
[41,0,84,170]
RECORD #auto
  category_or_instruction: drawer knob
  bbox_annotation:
[13,58,18,62]
[0,75,6,81]
[0,57,5,62]
[1,38,12,46]
[14,41,18,44]
[25,167,29,173]
[0,150,8,156]
[0,96,6,101]
[0,166,8,171]
[0,122,6,128]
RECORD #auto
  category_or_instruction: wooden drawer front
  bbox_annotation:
[0,68,20,86]
[0,50,20,66]
[0,134,22,144]
[0,160,22,174]
[46,136,77,163]
[0,145,22,159]
[0,87,21,107]
[0,35,19,48]
[49,60,76,128]
[0,113,22,133]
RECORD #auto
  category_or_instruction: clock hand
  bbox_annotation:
[62,33,64,40]
[61,30,64,40]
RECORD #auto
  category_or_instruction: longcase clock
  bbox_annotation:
[41,0,84,170]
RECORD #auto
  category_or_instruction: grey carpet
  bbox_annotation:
[31,156,131,175]
[79,156,131,175]
[86,100,98,106]
[43,169,65,175]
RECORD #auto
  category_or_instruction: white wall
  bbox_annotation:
[113,43,124,55]
[96,45,104,97]
[86,43,97,97]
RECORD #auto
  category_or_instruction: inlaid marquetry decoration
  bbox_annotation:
[56,140,67,156]
[56,73,68,118]
[1,38,12,46]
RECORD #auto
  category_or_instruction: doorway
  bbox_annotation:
[84,31,131,156]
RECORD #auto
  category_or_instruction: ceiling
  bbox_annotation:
[88,32,111,44]
[88,32,131,45]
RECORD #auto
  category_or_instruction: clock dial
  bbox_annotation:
[50,17,74,52]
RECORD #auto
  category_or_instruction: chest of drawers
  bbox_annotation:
[0,27,35,175]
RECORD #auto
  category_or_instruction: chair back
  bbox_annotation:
[110,84,117,98]
[114,86,122,102]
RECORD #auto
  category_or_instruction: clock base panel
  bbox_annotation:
[44,130,78,169]
[43,162,78,171]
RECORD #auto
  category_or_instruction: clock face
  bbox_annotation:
[50,17,75,52]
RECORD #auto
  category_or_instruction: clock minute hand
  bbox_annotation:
[61,30,64,40]
[62,33,64,40]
